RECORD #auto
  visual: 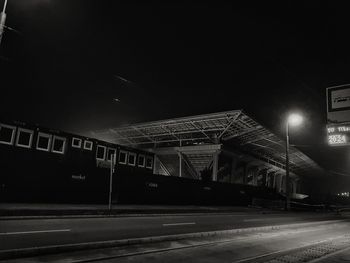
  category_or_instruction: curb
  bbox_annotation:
[0,209,290,220]
[0,219,346,260]
[0,211,282,221]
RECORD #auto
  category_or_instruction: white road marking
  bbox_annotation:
[244,218,272,222]
[243,217,296,222]
[163,222,196,227]
[0,229,71,235]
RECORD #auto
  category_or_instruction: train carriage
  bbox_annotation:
[0,121,154,203]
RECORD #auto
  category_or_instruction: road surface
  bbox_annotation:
[0,211,339,251]
[1,211,349,262]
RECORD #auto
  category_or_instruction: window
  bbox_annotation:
[107,148,117,161]
[52,136,66,154]
[72,137,82,148]
[16,128,33,148]
[96,145,106,160]
[138,154,145,167]
[36,132,51,152]
[84,140,93,150]
[146,156,153,169]
[118,150,127,164]
[0,124,16,145]
[128,152,136,166]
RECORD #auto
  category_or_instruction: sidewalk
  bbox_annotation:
[0,203,269,218]
[315,246,350,262]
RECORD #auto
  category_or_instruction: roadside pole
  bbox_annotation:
[285,121,290,211]
[108,154,115,211]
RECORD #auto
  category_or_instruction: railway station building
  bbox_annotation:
[94,110,324,199]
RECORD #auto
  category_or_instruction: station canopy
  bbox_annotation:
[94,110,324,177]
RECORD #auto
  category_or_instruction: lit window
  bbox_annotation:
[96,145,106,160]
[16,128,33,149]
[72,137,82,148]
[107,148,117,161]
[0,124,16,145]
[52,136,66,154]
[84,140,93,150]
[119,150,127,164]
[146,156,153,169]
[138,154,145,167]
[36,132,51,152]
[128,152,136,166]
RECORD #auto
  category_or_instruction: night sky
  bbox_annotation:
[1,1,350,189]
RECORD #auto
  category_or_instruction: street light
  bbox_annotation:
[0,0,8,46]
[285,113,303,211]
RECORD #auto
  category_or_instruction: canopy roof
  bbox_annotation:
[94,110,324,177]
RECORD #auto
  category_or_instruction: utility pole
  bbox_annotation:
[285,121,290,211]
[284,113,303,211]
[0,0,8,46]
[108,154,116,211]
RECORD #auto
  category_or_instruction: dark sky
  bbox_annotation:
[1,1,350,184]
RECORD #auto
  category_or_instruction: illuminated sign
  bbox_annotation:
[327,124,350,146]
[327,85,350,123]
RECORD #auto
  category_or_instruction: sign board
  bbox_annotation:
[327,123,350,146]
[327,85,350,123]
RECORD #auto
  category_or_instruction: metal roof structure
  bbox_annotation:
[94,110,324,177]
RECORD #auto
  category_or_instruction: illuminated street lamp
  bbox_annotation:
[0,0,8,46]
[285,113,303,211]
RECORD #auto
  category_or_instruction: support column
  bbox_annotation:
[178,140,182,177]
[271,172,276,189]
[178,152,182,177]
[268,171,276,188]
[212,150,219,182]
[212,134,220,182]
[252,167,259,186]
[275,173,281,192]
[245,165,258,185]
[153,155,160,175]
[260,169,268,187]
[279,174,285,193]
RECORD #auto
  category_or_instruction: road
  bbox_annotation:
[1,211,349,262]
[0,211,340,251]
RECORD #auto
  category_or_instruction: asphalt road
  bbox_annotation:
[0,211,342,252]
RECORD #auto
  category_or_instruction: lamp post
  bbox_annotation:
[109,153,116,211]
[0,0,8,46]
[285,113,303,211]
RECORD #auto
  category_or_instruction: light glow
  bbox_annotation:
[287,113,303,126]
